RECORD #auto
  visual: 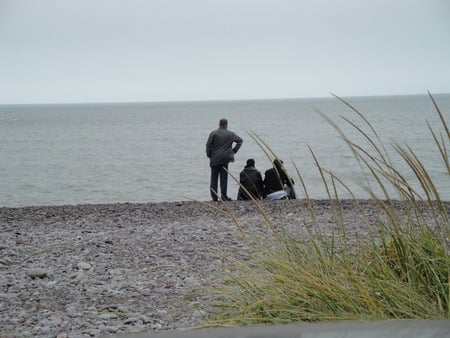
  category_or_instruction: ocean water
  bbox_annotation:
[1,94,449,207]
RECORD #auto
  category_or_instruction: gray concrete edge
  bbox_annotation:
[108,320,450,338]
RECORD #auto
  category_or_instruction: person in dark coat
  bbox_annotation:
[237,159,264,200]
[263,159,296,199]
[206,118,243,201]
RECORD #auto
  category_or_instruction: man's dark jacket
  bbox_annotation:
[263,167,293,197]
[206,127,243,167]
[238,166,263,200]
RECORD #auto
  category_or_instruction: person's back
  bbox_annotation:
[237,159,263,200]
[206,118,243,201]
[206,127,242,167]
[263,159,296,199]
[263,167,284,196]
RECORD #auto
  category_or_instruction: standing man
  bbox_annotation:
[206,118,243,201]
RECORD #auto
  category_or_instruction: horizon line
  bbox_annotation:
[1,91,448,106]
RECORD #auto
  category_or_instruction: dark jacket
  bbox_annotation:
[237,166,263,200]
[263,166,294,197]
[206,127,243,167]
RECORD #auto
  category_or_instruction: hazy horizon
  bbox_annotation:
[2,91,450,107]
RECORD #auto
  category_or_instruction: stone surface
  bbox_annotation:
[0,200,447,337]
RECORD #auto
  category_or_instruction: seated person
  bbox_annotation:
[237,159,264,200]
[263,159,296,200]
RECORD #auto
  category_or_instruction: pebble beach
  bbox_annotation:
[1,199,448,337]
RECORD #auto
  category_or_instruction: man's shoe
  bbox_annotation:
[221,196,232,201]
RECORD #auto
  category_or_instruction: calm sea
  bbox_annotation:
[1,94,449,207]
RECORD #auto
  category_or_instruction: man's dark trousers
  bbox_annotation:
[210,163,229,200]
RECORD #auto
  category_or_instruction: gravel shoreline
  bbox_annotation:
[1,199,448,337]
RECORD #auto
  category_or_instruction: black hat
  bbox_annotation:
[246,159,255,167]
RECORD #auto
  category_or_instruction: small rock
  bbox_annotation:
[124,317,138,325]
[156,309,168,317]
[45,281,58,289]
[26,269,48,279]
[138,315,151,324]
[65,304,78,315]
[184,276,200,286]
[15,238,25,245]
[192,309,206,319]
[78,262,92,270]
[101,304,118,311]
[151,322,162,330]
[98,313,118,320]
[88,328,102,336]
[33,325,50,335]
[105,326,119,333]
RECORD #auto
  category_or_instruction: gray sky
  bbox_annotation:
[0,0,449,104]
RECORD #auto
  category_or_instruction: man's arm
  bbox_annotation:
[232,133,243,153]
[206,132,214,158]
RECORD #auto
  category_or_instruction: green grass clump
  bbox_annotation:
[209,92,450,325]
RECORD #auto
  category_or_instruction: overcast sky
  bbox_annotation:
[0,0,449,104]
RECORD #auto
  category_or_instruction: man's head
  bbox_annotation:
[219,118,228,129]
[246,159,255,168]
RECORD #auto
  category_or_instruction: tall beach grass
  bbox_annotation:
[208,92,450,325]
